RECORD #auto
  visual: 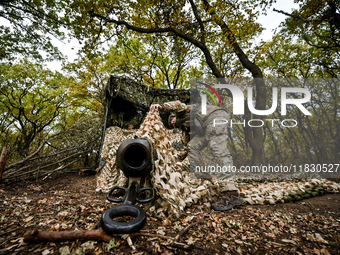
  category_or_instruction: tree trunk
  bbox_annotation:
[243,100,265,166]
[0,145,9,181]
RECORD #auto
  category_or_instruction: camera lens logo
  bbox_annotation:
[196,82,222,106]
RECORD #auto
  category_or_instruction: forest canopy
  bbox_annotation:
[0,0,339,180]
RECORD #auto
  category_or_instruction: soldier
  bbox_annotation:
[150,100,243,211]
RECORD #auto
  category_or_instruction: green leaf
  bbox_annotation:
[107,238,117,251]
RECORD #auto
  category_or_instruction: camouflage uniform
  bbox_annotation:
[161,101,234,185]
[160,100,243,211]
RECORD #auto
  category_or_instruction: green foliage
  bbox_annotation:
[0,60,70,157]
[0,0,70,61]
[262,79,339,165]
[67,0,271,77]
[271,0,340,77]
[244,0,340,165]
[258,35,335,78]
[63,51,107,115]
[104,35,197,89]
[1,0,339,168]
[282,0,339,51]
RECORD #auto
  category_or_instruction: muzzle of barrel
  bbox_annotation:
[101,138,154,235]
[116,139,153,178]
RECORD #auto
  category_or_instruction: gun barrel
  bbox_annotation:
[116,139,153,178]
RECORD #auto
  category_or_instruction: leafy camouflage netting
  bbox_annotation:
[96,110,219,219]
[239,179,340,205]
[96,110,340,218]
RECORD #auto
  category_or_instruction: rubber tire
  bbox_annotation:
[101,204,146,234]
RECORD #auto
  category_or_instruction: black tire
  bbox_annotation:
[101,204,146,234]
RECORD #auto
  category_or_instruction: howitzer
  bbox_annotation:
[101,139,155,234]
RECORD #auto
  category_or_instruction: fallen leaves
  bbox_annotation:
[281,239,296,244]
[308,232,329,244]
[59,246,70,255]
[107,238,116,250]
[57,211,69,217]
[186,236,194,245]
[24,216,34,223]
[1,174,340,254]
[156,230,166,235]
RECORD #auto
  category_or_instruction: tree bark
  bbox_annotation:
[0,145,9,181]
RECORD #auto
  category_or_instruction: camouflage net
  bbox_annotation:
[239,179,340,205]
[96,110,340,218]
[96,110,220,219]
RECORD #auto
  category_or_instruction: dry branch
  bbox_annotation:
[23,228,114,243]
[4,130,68,171]
[23,221,204,251]
[3,149,91,179]
[273,8,309,22]
[5,142,46,171]
[174,219,204,242]
[2,115,102,182]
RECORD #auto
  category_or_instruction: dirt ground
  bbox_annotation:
[0,173,339,255]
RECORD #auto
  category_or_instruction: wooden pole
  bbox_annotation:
[0,145,9,181]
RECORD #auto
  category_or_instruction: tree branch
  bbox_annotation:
[202,0,263,78]
[23,228,113,243]
[273,8,309,22]
[89,11,224,78]
[188,0,206,44]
